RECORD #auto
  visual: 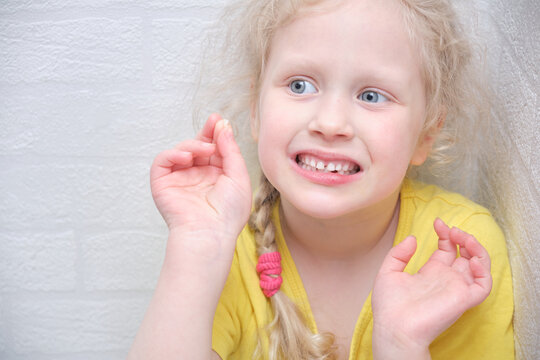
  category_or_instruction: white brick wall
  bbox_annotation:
[0,1,537,359]
[0,1,225,358]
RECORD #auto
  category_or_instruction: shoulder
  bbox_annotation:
[401,178,491,216]
[401,179,508,261]
[402,179,501,235]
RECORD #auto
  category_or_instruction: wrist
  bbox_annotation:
[372,325,431,360]
[162,229,237,278]
[167,226,237,257]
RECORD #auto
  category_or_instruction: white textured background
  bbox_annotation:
[0,1,537,359]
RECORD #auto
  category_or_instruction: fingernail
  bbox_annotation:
[222,119,230,127]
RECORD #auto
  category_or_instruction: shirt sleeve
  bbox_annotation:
[430,212,514,360]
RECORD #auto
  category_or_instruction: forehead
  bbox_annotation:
[266,0,423,85]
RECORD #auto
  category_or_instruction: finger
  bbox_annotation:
[206,119,231,168]
[174,139,217,154]
[468,256,493,306]
[215,120,248,179]
[450,227,491,272]
[430,218,457,265]
[150,149,193,180]
[175,139,217,167]
[164,165,221,186]
[433,217,450,240]
[196,113,222,143]
[459,246,472,259]
[212,118,228,144]
[466,237,491,272]
[192,136,220,166]
[378,236,417,274]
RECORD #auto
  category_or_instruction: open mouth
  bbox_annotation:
[295,154,361,175]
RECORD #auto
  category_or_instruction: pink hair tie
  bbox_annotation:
[256,252,283,297]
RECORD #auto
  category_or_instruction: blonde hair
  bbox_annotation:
[191,0,492,358]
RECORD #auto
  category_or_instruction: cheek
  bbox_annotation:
[370,122,421,163]
[257,116,282,149]
[257,100,296,147]
[257,116,285,168]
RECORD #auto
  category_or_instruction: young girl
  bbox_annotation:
[128,0,514,359]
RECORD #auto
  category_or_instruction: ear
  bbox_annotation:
[410,108,446,166]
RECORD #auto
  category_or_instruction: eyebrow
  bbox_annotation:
[271,56,320,74]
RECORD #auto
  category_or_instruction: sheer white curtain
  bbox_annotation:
[460,1,539,358]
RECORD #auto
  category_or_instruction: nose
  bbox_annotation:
[308,95,354,141]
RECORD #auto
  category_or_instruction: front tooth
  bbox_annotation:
[310,159,317,168]
[316,161,325,170]
[335,163,342,171]
[343,163,350,171]
[327,163,336,172]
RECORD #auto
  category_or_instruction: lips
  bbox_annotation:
[295,153,361,175]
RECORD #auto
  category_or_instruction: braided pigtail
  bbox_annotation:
[248,173,337,360]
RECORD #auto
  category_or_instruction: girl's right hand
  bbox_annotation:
[150,114,252,251]
[128,114,251,360]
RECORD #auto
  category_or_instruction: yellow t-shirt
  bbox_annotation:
[212,179,514,359]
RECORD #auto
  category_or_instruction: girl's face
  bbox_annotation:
[254,0,433,219]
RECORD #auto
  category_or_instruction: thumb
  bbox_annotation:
[378,236,417,274]
[215,120,249,181]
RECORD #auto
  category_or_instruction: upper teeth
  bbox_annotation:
[297,154,359,175]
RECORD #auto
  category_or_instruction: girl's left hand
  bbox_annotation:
[371,218,492,359]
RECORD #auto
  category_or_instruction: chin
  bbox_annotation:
[281,193,362,220]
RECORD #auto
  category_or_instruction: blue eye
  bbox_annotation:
[289,80,317,94]
[360,90,388,103]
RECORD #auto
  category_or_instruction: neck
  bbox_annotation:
[279,188,401,264]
